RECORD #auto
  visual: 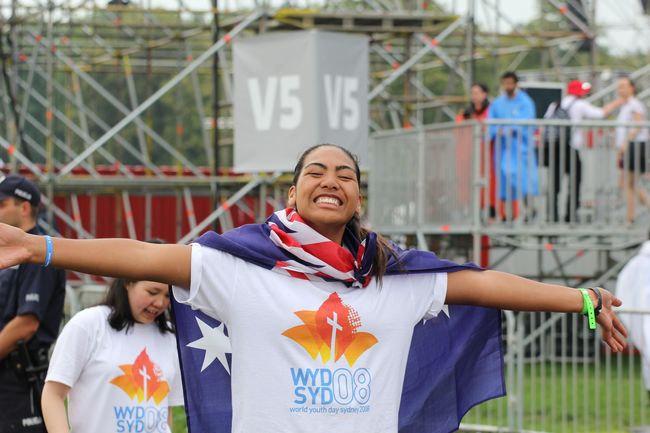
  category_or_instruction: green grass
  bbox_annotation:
[464,358,648,433]
[172,406,188,432]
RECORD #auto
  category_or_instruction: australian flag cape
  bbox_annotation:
[172,209,505,433]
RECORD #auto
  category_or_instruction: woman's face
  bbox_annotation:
[618,79,633,99]
[470,85,487,107]
[288,146,361,243]
[127,281,170,325]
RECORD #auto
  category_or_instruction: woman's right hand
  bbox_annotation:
[592,288,627,352]
[0,223,37,269]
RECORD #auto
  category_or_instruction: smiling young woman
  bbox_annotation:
[0,144,627,433]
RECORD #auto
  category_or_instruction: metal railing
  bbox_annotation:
[369,119,650,238]
[369,123,476,235]
[461,308,649,433]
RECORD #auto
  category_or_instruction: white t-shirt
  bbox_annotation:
[46,306,184,433]
[544,96,606,149]
[173,243,448,433]
[616,97,649,148]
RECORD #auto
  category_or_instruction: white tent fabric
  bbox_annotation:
[616,240,650,390]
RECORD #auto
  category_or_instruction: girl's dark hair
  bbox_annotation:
[101,239,173,334]
[292,144,398,284]
[464,83,490,118]
[472,82,489,94]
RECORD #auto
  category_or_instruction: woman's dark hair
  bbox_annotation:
[464,83,490,118]
[292,144,399,284]
[472,83,489,94]
[101,239,173,334]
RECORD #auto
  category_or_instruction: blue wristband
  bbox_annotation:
[43,235,53,267]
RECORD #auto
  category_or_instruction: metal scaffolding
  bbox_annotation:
[0,0,648,271]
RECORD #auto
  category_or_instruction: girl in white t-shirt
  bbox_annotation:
[615,76,650,224]
[40,276,184,433]
[0,145,628,433]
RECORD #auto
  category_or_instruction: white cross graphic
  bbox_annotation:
[139,365,151,402]
[327,312,343,363]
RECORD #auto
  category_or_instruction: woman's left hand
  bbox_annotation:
[594,288,627,352]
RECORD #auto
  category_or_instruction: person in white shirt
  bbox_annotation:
[0,144,628,433]
[543,80,622,223]
[615,76,650,224]
[616,231,650,399]
[40,272,184,433]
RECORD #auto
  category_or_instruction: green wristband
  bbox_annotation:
[579,288,596,330]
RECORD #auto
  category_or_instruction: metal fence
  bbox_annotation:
[369,119,650,237]
[461,309,649,433]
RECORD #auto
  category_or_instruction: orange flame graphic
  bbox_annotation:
[282,293,378,365]
[110,348,170,405]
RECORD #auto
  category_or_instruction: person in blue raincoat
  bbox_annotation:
[488,71,539,220]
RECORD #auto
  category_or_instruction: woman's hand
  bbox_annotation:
[0,223,38,269]
[612,98,625,109]
[592,288,627,352]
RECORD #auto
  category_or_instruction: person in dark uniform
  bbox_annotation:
[0,175,66,432]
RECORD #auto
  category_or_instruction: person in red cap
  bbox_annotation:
[543,80,623,223]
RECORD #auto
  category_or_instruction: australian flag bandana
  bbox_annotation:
[173,208,505,433]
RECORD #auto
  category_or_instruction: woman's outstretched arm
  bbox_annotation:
[0,223,192,288]
[446,270,627,352]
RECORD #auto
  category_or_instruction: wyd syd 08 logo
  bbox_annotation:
[283,293,377,408]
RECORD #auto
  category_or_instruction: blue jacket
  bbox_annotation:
[487,90,539,199]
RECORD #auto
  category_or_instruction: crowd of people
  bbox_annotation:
[457,71,650,225]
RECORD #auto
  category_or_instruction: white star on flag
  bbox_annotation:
[187,317,232,374]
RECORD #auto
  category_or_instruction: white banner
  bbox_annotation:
[233,30,368,172]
